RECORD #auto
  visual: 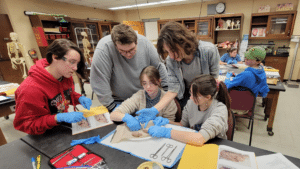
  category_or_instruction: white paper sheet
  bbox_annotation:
[0,96,10,102]
[217,145,258,169]
[72,112,113,135]
[100,124,196,168]
[256,153,299,169]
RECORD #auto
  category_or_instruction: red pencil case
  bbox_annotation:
[48,144,106,169]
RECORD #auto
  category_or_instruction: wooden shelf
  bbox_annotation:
[249,36,291,40]
[215,29,240,31]
[218,48,231,50]
[251,23,268,25]
[45,32,70,34]
[47,38,72,41]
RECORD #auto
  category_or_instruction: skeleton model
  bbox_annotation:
[226,20,231,30]
[236,20,240,29]
[6,32,28,79]
[81,32,91,66]
[231,20,235,29]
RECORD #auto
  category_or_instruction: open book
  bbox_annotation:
[72,106,113,135]
[217,145,257,169]
[178,144,257,169]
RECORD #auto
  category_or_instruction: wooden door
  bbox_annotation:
[0,15,23,84]
[196,19,212,39]
[266,15,292,39]
[0,15,14,61]
[99,24,111,38]
[85,22,100,49]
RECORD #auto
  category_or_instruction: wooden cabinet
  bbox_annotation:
[196,17,213,39]
[70,19,119,50]
[157,17,213,39]
[29,15,72,58]
[265,56,288,81]
[249,11,296,40]
[213,13,243,56]
[0,14,24,84]
[98,21,119,39]
[0,15,14,61]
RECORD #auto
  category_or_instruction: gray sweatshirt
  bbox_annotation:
[181,99,228,142]
[166,40,220,99]
[90,34,168,107]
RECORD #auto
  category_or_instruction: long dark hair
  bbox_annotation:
[157,21,198,59]
[190,74,231,116]
[46,39,85,78]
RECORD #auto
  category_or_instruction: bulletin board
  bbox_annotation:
[123,21,145,36]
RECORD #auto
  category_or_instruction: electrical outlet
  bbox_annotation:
[10,105,16,112]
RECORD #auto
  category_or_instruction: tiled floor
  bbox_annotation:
[1,83,300,159]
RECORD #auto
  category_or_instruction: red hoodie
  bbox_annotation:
[13,59,81,135]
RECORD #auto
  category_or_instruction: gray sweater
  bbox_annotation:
[181,99,228,142]
[90,34,168,107]
[166,40,220,99]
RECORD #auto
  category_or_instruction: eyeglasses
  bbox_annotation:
[62,56,78,68]
[117,44,137,55]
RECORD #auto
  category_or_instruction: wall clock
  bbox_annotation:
[216,2,226,14]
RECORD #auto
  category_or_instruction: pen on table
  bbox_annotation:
[36,155,41,169]
[31,157,37,169]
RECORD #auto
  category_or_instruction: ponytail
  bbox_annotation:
[216,81,231,116]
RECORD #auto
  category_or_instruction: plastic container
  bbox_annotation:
[276,45,290,56]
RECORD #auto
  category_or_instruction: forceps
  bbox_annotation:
[161,146,177,163]
[160,144,173,161]
[150,143,166,159]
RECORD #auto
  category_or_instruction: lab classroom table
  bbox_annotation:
[21,123,300,169]
[0,80,16,119]
[0,139,50,169]
[221,66,286,136]
[21,124,146,169]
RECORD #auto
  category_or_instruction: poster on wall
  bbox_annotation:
[251,27,266,37]
[32,27,48,47]
[276,3,293,11]
[123,21,145,36]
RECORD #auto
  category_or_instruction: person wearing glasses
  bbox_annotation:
[110,66,177,131]
[90,24,168,113]
[136,21,220,125]
[13,39,92,135]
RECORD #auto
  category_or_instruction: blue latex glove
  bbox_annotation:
[148,126,172,138]
[227,59,233,64]
[70,135,101,146]
[153,116,169,126]
[122,114,141,131]
[136,107,159,127]
[226,72,233,79]
[112,104,120,112]
[79,96,92,110]
[232,60,237,64]
[57,112,86,123]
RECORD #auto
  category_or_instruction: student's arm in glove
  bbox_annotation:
[56,112,86,123]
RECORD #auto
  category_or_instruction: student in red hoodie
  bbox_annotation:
[13,39,92,135]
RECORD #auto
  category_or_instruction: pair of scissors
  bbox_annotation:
[150,143,166,159]
[161,146,177,163]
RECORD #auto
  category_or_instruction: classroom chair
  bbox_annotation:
[174,98,182,122]
[0,127,7,146]
[228,86,256,146]
[226,110,236,141]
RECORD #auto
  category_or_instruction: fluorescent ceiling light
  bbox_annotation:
[109,0,186,10]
